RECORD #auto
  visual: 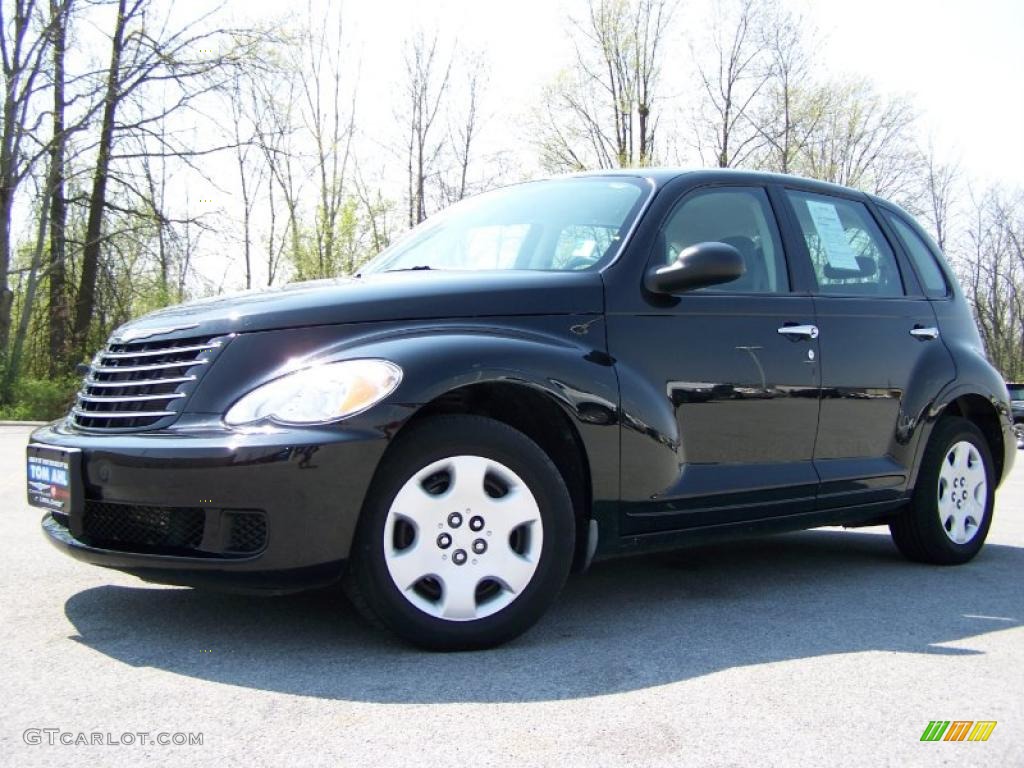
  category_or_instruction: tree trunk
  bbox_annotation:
[48,0,70,375]
[0,16,21,368]
[72,0,127,362]
[3,160,55,397]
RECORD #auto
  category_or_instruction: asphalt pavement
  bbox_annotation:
[1,423,1021,767]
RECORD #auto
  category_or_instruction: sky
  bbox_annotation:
[178,0,1024,289]
[795,0,1024,184]
[217,0,1024,184]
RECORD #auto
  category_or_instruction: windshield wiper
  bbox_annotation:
[384,265,435,273]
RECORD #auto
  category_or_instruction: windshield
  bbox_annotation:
[361,177,650,274]
[1009,385,1024,401]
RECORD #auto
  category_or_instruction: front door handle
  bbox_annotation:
[910,326,939,340]
[778,324,819,340]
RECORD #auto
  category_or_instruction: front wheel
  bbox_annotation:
[890,416,995,565]
[346,414,575,650]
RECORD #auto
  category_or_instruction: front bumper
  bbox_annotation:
[31,416,393,592]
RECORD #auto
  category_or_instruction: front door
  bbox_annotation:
[606,185,822,534]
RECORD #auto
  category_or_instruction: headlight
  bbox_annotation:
[224,359,402,426]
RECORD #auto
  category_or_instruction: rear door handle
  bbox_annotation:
[910,326,939,340]
[778,324,819,340]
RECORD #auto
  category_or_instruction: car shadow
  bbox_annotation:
[63,529,1024,703]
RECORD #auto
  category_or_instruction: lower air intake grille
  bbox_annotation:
[226,512,268,554]
[80,501,268,557]
[83,501,204,553]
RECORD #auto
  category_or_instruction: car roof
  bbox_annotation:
[566,167,876,200]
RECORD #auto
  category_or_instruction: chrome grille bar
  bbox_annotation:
[98,342,221,360]
[72,408,177,420]
[78,392,188,403]
[90,359,210,374]
[84,375,197,388]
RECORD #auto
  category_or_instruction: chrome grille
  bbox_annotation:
[71,334,229,431]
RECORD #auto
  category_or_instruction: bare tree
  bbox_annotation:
[71,0,255,360]
[249,62,303,285]
[954,186,1024,379]
[403,29,452,226]
[692,0,771,168]
[353,161,393,258]
[752,4,826,173]
[0,0,58,365]
[297,4,356,277]
[228,67,267,289]
[536,0,674,171]
[796,78,920,198]
[46,0,71,374]
[921,142,960,252]
[72,0,131,359]
[439,52,484,205]
[3,158,55,395]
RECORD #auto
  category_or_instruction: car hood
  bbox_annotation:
[109,270,605,342]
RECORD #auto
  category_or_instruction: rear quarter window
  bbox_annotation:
[882,211,950,298]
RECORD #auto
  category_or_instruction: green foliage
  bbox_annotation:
[288,194,393,281]
[0,376,79,421]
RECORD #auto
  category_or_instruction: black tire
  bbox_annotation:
[890,416,995,565]
[345,414,575,650]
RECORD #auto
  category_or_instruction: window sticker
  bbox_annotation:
[573,239,597,258]
[805,200,860,270]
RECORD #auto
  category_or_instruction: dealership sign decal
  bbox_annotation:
[920,721,997,742]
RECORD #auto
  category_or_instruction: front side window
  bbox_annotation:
[361,178,650,274]
[658,187,789,293]
[786,190,904,297]
[883,211,950,298]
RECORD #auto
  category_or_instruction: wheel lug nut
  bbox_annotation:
[469,515,485,531]
[437,533,452,549]
[452,549,467,565]
[472,538,487,554]
[448,512,463,528]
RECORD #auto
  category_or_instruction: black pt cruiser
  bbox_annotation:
[28,169,1014,650]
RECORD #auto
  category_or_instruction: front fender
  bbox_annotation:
[188,315,621,522]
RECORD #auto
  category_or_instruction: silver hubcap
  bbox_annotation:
[937,441,987,545]
[383,455,543,621]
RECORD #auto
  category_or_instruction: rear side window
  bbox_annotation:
[786,190,904,297]
[882,212,950,298]
[659,187,789,293]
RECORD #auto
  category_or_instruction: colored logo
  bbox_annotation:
[920,721,997,742]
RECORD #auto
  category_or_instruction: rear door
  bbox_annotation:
[779,187,956,509]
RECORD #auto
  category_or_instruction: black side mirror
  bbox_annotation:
[823,255,877,280]
[645,241,745,295]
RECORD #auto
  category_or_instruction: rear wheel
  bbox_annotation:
[890,416,995,565]
[346,414,575,650]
